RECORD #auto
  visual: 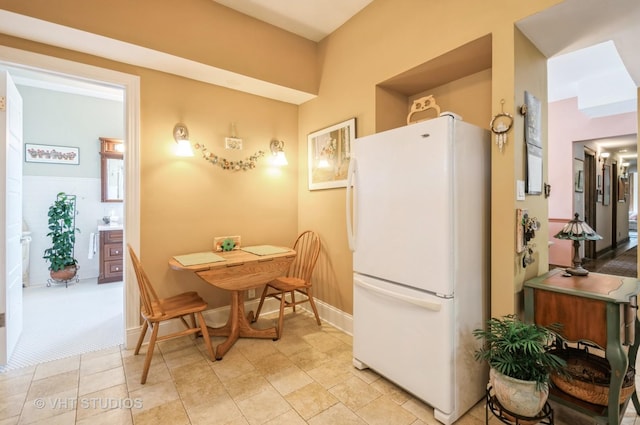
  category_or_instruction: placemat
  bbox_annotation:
[173,251,226,266]
[241,245,290,256]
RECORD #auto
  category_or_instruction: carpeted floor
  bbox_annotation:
[593,246,638,277]
[0,279,123,372]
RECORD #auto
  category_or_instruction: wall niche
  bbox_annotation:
[376,34,493,132]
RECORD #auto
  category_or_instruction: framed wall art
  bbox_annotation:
[25,143,79,165]
[573,158,584,193]
[603,164,611,205]
[307,118,355,190]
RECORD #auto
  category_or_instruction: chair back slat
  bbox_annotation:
[287,230,320,283]
[128,244,163,317]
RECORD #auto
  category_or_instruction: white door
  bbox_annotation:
[353,273,454,415]
[1,71,23,365]
[348,117,454,295]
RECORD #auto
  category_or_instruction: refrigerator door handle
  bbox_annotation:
[355,278,442,312]
[346,157,357,252]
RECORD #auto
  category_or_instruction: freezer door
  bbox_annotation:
[353,274,454,415]
[351,117,453,294]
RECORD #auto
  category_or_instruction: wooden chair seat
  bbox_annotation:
[252,231,321,339]
[128,245,215,384]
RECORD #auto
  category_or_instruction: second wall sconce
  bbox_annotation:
[173,123,194,157]
[270,139,288,166]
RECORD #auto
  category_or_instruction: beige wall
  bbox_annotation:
[0,0,565,317]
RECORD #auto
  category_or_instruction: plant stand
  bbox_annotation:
[486,386,554,425]
[47,273,79,288]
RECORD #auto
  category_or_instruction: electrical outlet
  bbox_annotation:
[247,289,255,299]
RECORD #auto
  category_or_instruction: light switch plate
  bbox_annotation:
[516,180,525,201]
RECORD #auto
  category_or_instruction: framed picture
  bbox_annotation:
[573,158,584,193]
[308,118,355,190]
[25,143,79,165]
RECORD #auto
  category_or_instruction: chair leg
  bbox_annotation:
[252,285,269,323]
[277,290,287,340]
[290,290,296,311]
[134,320,149,355]
[141,321,160,384]
[196,311,215,361]
[306,288,322,326]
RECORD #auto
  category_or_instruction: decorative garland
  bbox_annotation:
[193,143,265,171]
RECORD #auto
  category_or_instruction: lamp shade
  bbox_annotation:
[554,213,602,241]
[554,213,602,276]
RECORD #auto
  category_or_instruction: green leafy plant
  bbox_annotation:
[473,314,566,390]
[43,192,80,272]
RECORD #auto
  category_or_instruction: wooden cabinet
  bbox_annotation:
[524,269,640,424]
[98,229,123,283]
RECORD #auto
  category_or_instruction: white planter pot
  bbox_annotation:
[490,368,549,417]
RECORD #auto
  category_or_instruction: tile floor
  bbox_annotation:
[1,310,639,425]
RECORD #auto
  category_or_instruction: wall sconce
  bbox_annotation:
[173,123,194,157]
[621,162,630,179]
[598,151,610,166]
[270,139,288,166]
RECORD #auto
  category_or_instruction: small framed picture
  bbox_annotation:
[307,118,355,190]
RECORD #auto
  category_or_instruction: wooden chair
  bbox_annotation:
[252,230,321,338]
[128,245,215,384]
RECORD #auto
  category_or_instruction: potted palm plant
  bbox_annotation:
[43,192,80,281]
[473,314,566,418]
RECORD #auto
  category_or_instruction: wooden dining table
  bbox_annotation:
[168,246,295,359]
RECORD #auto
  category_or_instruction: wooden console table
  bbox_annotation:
[524,268,640,424]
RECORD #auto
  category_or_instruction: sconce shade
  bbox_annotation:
[554,213,602,276]
[173,123,194,157]
[270,139,288,166]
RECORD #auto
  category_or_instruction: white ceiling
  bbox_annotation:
[212,0,374,42]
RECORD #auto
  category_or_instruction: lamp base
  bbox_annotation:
[565,266,590,276]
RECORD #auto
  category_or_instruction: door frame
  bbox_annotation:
[0,46,141,349]
[584,150,597,259]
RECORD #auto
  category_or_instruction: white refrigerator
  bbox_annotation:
[346,115,490,425]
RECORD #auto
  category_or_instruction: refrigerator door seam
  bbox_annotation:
[355,278,442,311]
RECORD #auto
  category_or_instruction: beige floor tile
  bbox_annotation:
[74,383,131,422]
[285,382,339,420]
[263,409,306,425]
[19,388,77,425]
[369,377,412,404]
[301,331,345,353]
[185,393,243,425]
[236,338,280,363]
[252,352,295,378]
[266,365,313,396]
[27,410,76,425]
[75,407,132,425]
[306,360,353,389]
[223,371,272,402]
[161,345,206,371]
[26,370,80,401]
[0,392,27,420]
[329,375,382,411]
[273,335,312,357]
[236,387,291,425]
[0,366,35,383]
[175,374,227,409]
[79,351,122,377]
[211,354,256,382]
[78,366,125,396]
[356,395,417,425]
[132,399,189,425]
[32,357,80,381]
[401,398,438,424]
[0,374,31,399]
[0,417,19,425]
[128,381,179,414]
[288,348,331,372]
[307,403,366,425]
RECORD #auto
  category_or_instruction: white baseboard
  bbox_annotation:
[125,296,353,349]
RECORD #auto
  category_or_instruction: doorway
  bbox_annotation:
[0,46,141,368]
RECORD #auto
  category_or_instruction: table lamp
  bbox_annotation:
[554,213,602,276]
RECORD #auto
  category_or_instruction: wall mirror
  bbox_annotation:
[99,137,124,202]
